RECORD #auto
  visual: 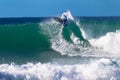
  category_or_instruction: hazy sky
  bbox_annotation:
[0,0,120,17]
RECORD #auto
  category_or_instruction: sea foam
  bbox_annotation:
[0,58,119,80]
[90,30,120,55]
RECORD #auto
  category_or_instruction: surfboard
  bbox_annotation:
[53,17,64,24]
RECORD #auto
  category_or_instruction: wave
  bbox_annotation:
[39,11,120,57]
[40,11,91,56]
[0,11,120,57]
[0,58,119,80]
[0,11,120,80]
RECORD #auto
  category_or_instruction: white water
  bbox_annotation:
[0,58,119,80]
[90,30,120,56]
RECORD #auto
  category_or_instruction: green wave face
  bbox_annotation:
[62,21,84,41]
[0,23,51,53]
[62,21,90,46]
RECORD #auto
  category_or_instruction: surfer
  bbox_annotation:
[53,14,68,26]
[62,15,68,26]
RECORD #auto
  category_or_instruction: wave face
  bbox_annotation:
[0,11,120,80]
[0,23,50,52]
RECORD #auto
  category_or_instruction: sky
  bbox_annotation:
[0,0,120,17]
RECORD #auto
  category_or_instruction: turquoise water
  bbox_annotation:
[0,17,120,80]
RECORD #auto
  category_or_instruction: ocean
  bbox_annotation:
[0,13,120,80]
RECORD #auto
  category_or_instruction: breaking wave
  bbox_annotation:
[0,58,119,80]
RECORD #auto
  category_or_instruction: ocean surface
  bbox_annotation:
[0,12,120,80]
